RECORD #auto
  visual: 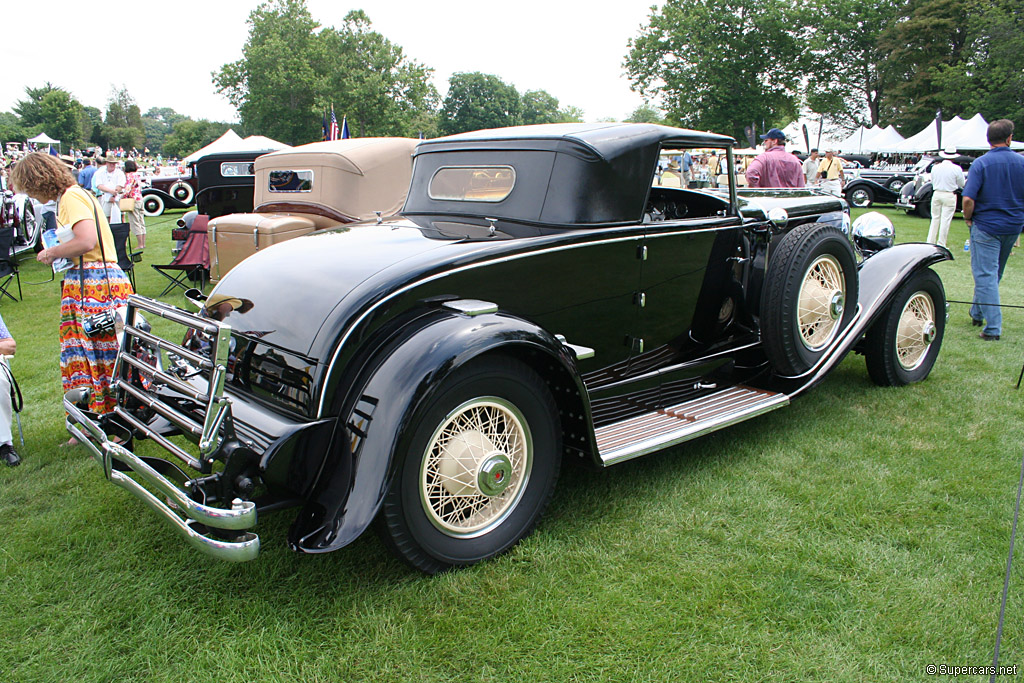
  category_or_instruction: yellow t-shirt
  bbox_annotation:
[56,186,116,264]
[819,157,843,180]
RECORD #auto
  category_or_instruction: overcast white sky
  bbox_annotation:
[2,0,661,128]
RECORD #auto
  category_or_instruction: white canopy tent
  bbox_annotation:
[836,126,882,154]
[27,132,59,145]
[868,125,907,153]
[894,114,1024,153]
[181,130,289,164]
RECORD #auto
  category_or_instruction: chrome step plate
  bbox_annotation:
[595,385,789,466]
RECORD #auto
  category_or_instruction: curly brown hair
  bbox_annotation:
[8,152,76,202]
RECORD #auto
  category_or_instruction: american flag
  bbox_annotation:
[329,107,340,141]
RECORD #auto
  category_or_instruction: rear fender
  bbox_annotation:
[288,309,589,554]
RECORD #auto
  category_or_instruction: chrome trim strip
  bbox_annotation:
[316,222,748,417]
[64,393,259,562]
[597,391,789,466]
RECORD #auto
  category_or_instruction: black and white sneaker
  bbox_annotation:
[0,443,20,467]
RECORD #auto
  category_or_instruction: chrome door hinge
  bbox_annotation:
[634,292,647,308]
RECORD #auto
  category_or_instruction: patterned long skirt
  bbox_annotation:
[60,262,134,414]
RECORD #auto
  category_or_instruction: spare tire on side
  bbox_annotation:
[761,222,858,376]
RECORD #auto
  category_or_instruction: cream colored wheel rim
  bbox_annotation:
[896,291,936,370]
[798,254,845,350]
[420,397,532,537]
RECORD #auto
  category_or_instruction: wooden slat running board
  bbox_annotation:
[595,385,789,466]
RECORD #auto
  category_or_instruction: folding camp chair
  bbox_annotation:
[152,214,210,296]
[109,222,142,291]
[0,228,22,302]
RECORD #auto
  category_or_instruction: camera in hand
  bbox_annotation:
[82,310,116,336]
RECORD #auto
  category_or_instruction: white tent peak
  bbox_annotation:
[181,130,290,164]
[27,132,59,144]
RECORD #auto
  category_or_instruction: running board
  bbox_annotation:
[595,385,789,466]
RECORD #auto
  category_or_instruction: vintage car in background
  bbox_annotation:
[896,154,974,218]
[192,149,284,221]
[843,174,903,208]
[142,171,198,217]
[65,123,951,573]
[208,138,416,281]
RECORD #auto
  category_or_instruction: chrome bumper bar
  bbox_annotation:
[64,389,260,562]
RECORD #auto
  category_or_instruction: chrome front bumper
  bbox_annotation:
[63,293,262,562]
[65,390,260,561]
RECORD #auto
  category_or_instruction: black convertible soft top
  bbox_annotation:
[406,123,736,226]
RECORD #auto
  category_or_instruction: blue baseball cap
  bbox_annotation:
[759,128,786,140]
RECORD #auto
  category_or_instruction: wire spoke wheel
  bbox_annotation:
[797,255,845,351]
[865,268,945,387]
[379,357,560,573]
[421,398,531,537]
[895,291,936,371]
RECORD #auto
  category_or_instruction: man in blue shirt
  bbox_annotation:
[964,119,1024,340]
[681,150,692,187]
[77,157,97,191]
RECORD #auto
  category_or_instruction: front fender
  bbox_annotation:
[288,309,584,554]
[780,242,952,396]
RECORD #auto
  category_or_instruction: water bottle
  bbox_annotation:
[41,227,74,272]
[963,238,970,252]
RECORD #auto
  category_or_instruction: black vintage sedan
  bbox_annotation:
[65,123,951,573]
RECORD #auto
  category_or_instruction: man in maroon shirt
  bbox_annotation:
[745,128,805,188]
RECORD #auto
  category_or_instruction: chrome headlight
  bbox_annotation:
[852,211,895,256]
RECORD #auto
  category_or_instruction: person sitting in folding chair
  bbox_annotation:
[152,214,210,295]
[0,313,20,466]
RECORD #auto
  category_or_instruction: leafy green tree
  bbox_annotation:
[625,0,804,141]
[214,0,324,145]
[558,105,586,123]
[80,106,103,147]
[521,90,561,125]
[163,120,226,159]
[877,0,969,131]
[102,87,145,149]
[0,112,26,145]
[625,104,666,124]
[13,84,85,147]
[803,0,898,127]
[439,72,521,136]
[141,107,190,153]
[931,0,1024,132]
[322,10,439,138]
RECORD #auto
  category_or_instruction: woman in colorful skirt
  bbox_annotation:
[10,153,133,435]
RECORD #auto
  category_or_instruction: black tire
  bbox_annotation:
[761,223,858,376]
[915,193,932,219]
[378,356,561,574]
[864,268,945,386]
[142,193,165,217]
[169,181,194,204]
[20,202,41,252]
[845,185,874,208]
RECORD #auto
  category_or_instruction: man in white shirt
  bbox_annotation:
[92,154,126,220]
[926,147,967,248]
[802,149,820,186]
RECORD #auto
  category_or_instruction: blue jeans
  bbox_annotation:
[969,225,1018,336]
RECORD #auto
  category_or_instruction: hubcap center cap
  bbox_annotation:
[922,321,936,344]
[477,452,513,497]
[830,292,845,320]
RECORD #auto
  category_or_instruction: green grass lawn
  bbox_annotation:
[1,207,1022,682]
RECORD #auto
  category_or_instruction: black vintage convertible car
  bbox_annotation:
[65,123,951,573]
